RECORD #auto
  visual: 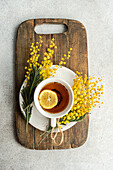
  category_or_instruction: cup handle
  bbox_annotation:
[51,118,56,127]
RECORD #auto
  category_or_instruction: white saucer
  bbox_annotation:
[19,66,77,131]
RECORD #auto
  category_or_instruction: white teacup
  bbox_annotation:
[34,78,74,127]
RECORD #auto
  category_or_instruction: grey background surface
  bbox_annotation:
[0,0,113,170]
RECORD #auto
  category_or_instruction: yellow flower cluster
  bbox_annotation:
[24,36,43,83]
[39,38,58,79]
[24,37,57,82]
[25,37,72,83]
[59,72,104,125]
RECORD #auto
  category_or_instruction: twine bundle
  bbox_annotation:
[51,119,64,146]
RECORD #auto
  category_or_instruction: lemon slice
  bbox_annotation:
[39,90,58,109]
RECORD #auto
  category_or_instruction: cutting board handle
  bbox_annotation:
[34,19,68,34]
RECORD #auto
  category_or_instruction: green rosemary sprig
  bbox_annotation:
[38,126,52,146]
[21,66,43,125]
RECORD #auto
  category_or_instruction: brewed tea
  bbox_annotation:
[39,82,69,113]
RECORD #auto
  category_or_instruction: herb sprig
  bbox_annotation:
[21,66,43,125]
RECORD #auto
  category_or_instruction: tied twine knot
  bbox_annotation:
[51,119,64,146]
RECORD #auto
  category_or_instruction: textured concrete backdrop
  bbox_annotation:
[0,0,113,170]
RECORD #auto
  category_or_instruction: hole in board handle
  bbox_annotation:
[34,24,68,34]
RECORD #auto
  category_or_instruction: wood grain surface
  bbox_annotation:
[15,18,89,150]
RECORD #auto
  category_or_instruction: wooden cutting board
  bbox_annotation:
[15,18,89,150]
